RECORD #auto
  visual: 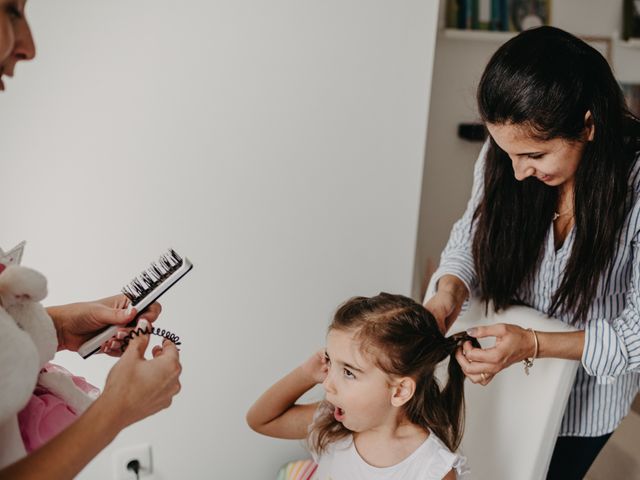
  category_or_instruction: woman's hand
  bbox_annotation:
[424,290,464,334]
[424,275,468,334]
[96,320,182,430]
[454,323,536,386]
[300,349,329,384]
[47,294,161,355]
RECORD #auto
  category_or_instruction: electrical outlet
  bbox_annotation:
[113,443,153,479]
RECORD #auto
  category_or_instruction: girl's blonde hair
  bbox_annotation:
[309,292,477,453]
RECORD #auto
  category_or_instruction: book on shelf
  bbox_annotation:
[623,0,640,41]
[621,83,640,117]
[446,0,551,33]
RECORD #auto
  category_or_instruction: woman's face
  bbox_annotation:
[486,122,591,190]
[0,0,35,91]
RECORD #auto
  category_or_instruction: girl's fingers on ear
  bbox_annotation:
[152,345,163,357]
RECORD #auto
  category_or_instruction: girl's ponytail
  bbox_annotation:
[439,332,480,451]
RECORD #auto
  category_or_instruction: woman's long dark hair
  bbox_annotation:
[308,292,477,453]
[474,26,640,324]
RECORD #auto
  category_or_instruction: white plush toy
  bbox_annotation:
[0,244,98,468]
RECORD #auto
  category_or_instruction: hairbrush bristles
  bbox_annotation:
[122,249,184,306]
[78,248,192,358]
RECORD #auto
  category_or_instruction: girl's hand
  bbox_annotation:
[97,320,182,430]
[454,323,536,386]
[300,349,329,384]
[48,294,161,356]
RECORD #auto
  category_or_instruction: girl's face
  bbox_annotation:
[0,0,35,91]
[322,328,400,433]
[486,122,591,191]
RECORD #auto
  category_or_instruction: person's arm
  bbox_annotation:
[580,233,640,379]
[458,227,640,383]
[246,350,327,439]
[47,294,161,355]
[0,395,121,479]
[455,323,584,384]
[0,326,182,480]
[425,141,488,332]
[424,275,469,333]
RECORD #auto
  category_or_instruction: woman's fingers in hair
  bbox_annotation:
[466,323,507,340]
[458,340,500,363]
[456,348,494,385]
[463,344,502,364]
[455,346,494,385]
[455,347,499,376]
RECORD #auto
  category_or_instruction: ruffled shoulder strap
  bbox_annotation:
[423,433,472,479]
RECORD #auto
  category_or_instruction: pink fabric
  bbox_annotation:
[17,363,99,453]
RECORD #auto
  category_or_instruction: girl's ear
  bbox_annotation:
[391,377,416,407]
[584,110,595,141]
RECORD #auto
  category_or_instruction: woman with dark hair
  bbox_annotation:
[425,26,640,479]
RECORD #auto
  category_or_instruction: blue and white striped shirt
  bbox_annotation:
[433,141,640,436]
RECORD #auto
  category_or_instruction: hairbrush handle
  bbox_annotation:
[77,252,192,359]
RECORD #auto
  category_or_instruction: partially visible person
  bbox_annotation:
[247,293,474,479]
[0,1,183,478]
[1,290,182,479]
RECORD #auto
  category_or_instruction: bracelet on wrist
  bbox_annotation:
[523,328,539,376]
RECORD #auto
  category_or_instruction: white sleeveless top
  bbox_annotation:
[310,432,471,480]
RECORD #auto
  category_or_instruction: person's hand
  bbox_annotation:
[47,294,161,356]
[423,274,468,334]
[97,319,182,430]
[454,323,536,386]
[424,290,463,334]
[300,349,329,384]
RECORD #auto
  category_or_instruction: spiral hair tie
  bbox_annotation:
[119,325,182,353]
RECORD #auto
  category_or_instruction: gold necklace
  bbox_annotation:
[553,206,573,222]
[553,210,572,221]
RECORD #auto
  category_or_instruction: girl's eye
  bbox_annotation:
[324,354,331,365]
[343,368,355,379]
[528,153,544,159]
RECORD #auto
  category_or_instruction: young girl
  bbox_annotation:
[247,292,475,479]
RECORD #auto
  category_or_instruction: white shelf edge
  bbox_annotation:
[616,38,640,49]
[443,28,640,51]
[442,28,516,42]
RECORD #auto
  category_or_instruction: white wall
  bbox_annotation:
[0,1,439,478]
[413,0,639,299]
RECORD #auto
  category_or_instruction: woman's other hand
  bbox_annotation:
[454,323,536,385]
[97,321,182,429]
[47,295,161,355]
[424,291,463,334]
[424,275,469,334]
